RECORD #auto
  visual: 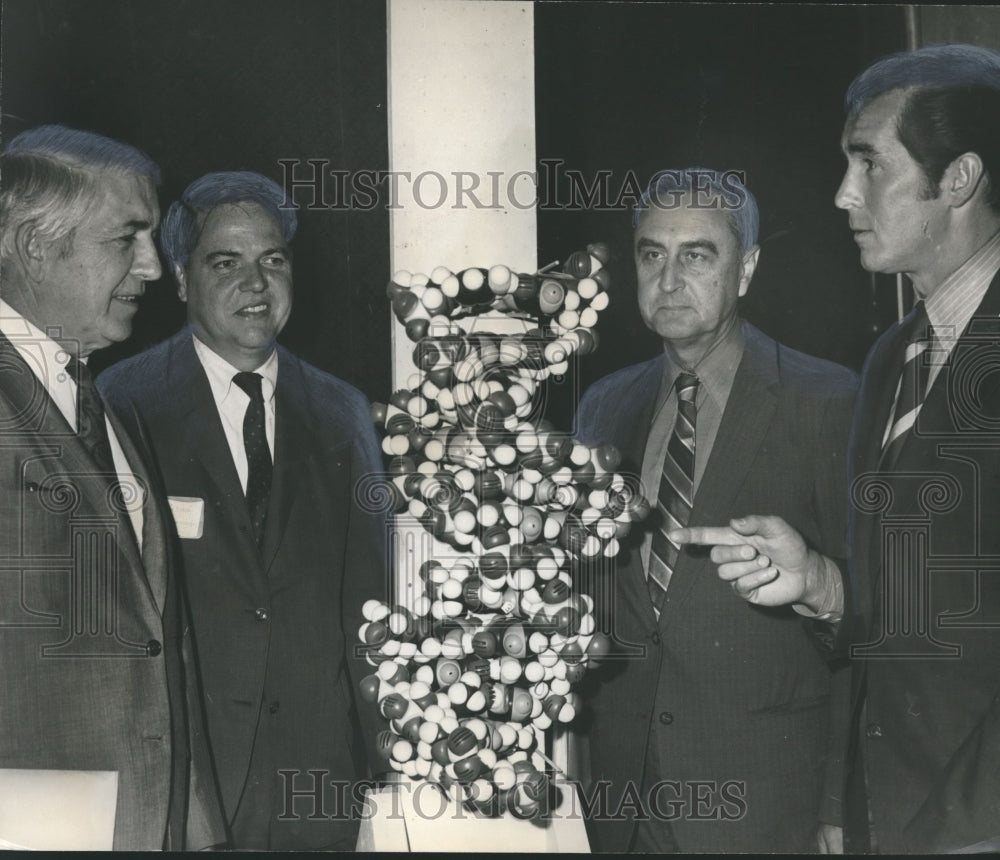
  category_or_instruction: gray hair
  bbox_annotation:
[634,167,759,252]
[0,124,161,264]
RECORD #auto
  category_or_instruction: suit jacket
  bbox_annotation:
[574,322,857,853]
[843,271,1000,853]
[99,329,385,849]
[0,333,224,850]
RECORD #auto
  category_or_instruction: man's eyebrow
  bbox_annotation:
[636,236,719,255]
[204,249,243,261]
[680,239,719,255]
[118,219,154,232]
[262,245,290,257]
[845,141,878,157]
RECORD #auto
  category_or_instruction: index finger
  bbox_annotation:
[669,525,745,546]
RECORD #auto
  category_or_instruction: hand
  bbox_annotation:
[669,515,830,610]
[817,823,844,854]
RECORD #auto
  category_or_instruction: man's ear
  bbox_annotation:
[14,221,48,282]
[175,265,189,302]
[942,152,985,209]
[738,245,760,297]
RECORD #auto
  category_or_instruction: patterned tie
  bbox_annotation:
[66,356,116,474]
[233,372,272,546]
[647,372,699,614]
[881,301,932,470]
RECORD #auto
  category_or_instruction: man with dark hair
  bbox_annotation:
[677,44,1000,853]
[576,167,857,852]
[98,171,384,850]
[0,125,223,850]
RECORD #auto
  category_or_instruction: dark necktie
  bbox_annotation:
[233,372,272,546]
[881,301,932,470]
[647,372,699,615]
[66,356,115,474]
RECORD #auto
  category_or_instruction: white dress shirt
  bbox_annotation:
[192,335,278,494]
[0,299,145,548]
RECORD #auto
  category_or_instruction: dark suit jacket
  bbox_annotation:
[843,271,1000,853]
[575,322,857,853]
[0,333,224,850]
[99,329,385,849]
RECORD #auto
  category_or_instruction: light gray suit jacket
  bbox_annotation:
[0,334,224,850]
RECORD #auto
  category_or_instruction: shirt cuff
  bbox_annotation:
[792,555,844,622]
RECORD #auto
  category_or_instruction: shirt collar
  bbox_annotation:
[0,298,77,381]
[192,334,278,405]
[661,316,746,405]
[924,229,1000,343]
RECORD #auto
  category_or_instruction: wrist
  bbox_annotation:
[794,549,843,620]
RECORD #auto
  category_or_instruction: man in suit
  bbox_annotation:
[677,45,1000,853]
[0,125,224,850]
[574,167,857,852]
[99,171,384,850]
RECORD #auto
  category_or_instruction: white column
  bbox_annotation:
[385,0,581,790]
[387,0,537,388]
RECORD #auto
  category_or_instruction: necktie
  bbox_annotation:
[233,372,272,546]
[881,301,932,469]
[66,356,115,475]
[647,372,699,614]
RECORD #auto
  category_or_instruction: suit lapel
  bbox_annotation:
[659,324,779,624]
[845,318,907,615]
[620,359,662,474]
[622,357,666,629]
[861,323,909,473]
[902,271,1000,454]
[105,403,168,613]
[259,347,307,572]
[0,334,158,617]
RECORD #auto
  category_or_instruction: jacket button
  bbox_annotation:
[255,608,269,621]
[651,632,661,645]
[659,711,674,725]
[866,722,883,738]
[269,701,280,714]
[146,639,162,657]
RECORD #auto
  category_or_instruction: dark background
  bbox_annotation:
[1,0,391,399]
[2,1,997,424]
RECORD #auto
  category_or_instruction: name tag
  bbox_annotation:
[168,496,205,540]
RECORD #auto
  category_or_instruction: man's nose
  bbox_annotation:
[658,258,683,292]
[239,264,269,292]
[834,169,861,210]
[132,234,162,281]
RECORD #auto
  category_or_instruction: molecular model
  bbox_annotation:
[360,243,649,818]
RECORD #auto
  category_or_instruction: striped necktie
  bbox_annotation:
[233,372,272,546]
[647,372,699,614]
[881,302,932,470]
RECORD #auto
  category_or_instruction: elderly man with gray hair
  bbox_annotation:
[0,124,224,850]
[575,167,857,853]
